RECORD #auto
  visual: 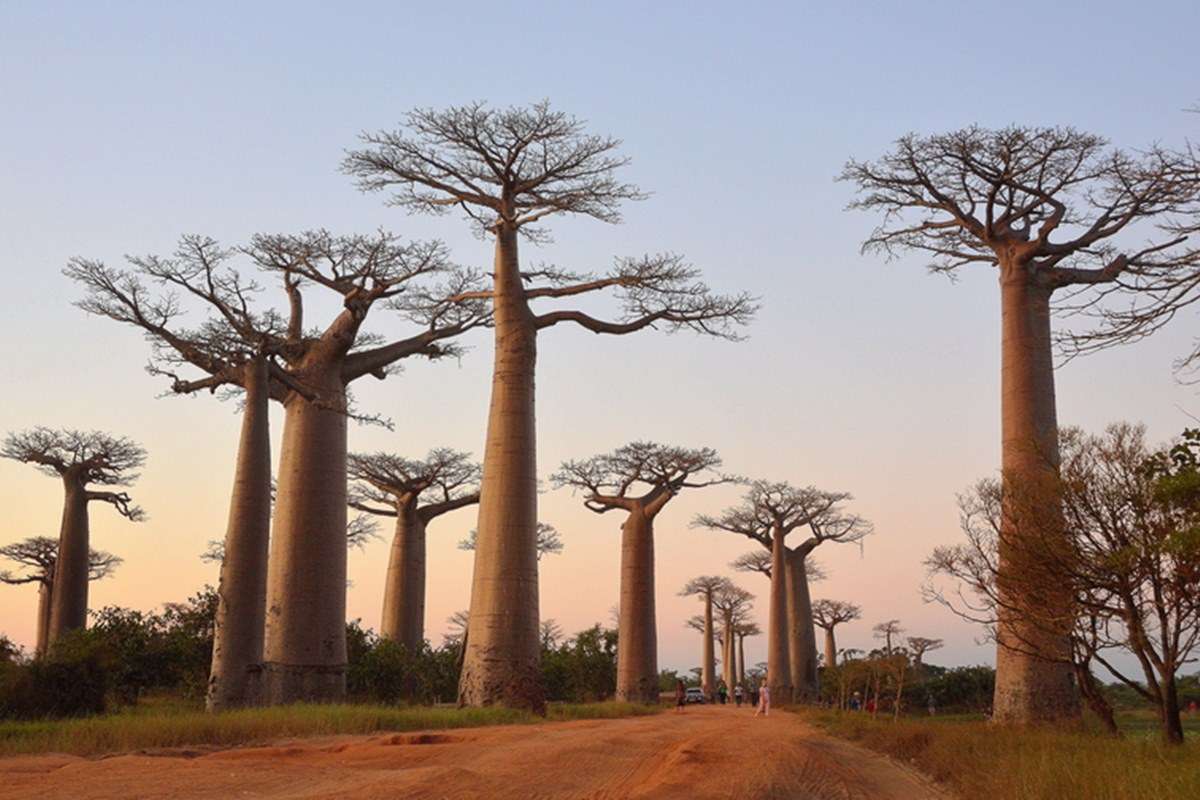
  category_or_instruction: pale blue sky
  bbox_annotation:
[1,1,1197,672]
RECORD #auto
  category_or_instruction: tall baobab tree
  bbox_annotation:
[733,620,761,689]
[1,428,144,648]
[345,101,756,710]
[347,449,482,651]
[68,232,483,707]
[906,636,944,671]
[0,536,122,657]
[458,523,564,560]
[552,442,731,703]
[698,481,871,701]
[679,575,732,700]
[811,599,861,669]
[873,619,904,655]
[713,583,755,695]
[843,127,1200,723]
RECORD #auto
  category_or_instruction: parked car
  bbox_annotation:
[684,687,706,704]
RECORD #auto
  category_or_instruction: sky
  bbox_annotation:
[1,0,1197,676]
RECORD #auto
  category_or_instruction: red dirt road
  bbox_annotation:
[0,706,950,799]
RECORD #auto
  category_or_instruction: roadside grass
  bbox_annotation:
[803,708,1200,800]
[0,697,661,758]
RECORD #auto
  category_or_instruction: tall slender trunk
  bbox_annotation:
[702,594,716,700]
[207,358,272,711]
[767,530,792,703]
[722,615,735,692]
[380,506,427,652]
[1161,677,1184,745]
[35,580,50,657]
[459,226,543,711]
[262,368,348,704]
[993,267,1079,723]
[1073,662,1119,736]
[737,633,746,689]
[615,510,658,703]
[47,480,89,648]
[823,627,837,669]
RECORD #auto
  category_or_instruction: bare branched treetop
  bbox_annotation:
[734,620,762,638]
[67,231,489,402]
[841,126,1200,359]
[873,619,905,653]
[811,599,862,630]
[552,442,735,516]
[2,428,146,520]
[713,582,755,618]
[694,480,872,557]
[906,636,945,661]
[731,550,827,581]
[443,609,471,646]
[458,522,564,560]
[0,536,122,585]
[679,574,733,600]
[347,449,482,522]
[345,102,756,341]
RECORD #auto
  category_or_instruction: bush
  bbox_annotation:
[0,634,109,719]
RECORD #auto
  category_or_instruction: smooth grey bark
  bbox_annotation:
[993,268,1079,723]
[459,227,544,711]
[767,525,792,703]
[207,357,272,711]
[262,368,349,704]
[721,614,735,693]
[380,506,426,651]
[702,592,716,700]
[616,511,659,703]
[823,627,837,669]
[35,581,50,657]
[737,632,746,689]
[46,481,89,647]
[786,550,820,701]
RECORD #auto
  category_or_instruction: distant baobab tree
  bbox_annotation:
[733,620,761,688]
[458,523,564,560]
[347,449,482,651]
[697,481,871,701]
[873,619,904,655]
[843,126,1200,723]
[713,582,754,694]
[0,536,121,656]
[679,575,732,700]
[346,101,757,711]
[906,636,944,674]
[811,599,861,668]
[1,428,144,649]
[553,442,733,703]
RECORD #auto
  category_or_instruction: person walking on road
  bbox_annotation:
[734,684,744,707]
[674,679,686,713]
[755,678,770,717]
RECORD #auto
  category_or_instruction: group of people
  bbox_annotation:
[673,678,772,716]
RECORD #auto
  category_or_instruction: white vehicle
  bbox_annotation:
[684,687,706,704]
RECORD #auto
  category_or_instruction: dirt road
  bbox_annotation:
[0,706,949,799]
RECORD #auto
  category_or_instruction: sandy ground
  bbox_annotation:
[0,706,950,799]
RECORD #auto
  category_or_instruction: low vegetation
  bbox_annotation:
[805,709,1200,800]
[0,697,660,758]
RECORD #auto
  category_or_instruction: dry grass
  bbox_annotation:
[805,709,1200,800]
[0,697,660,758]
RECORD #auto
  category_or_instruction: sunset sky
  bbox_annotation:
[2,1,1197,675]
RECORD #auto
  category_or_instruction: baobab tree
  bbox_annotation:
[812,599,861,669]
[873,620,904,656]
[346,101,756,710]
[1,428,144,648]
[552,442,732,703]
[679,575,732,700]
[843,126,1200,723]
[906,636,944,671]
[0,536,122,656]
[713,583,755,695]
[697,481,871,701]
[733,620,761,689]
[347,449,482,651]
[458,523,564,560]
[68,232,484,707]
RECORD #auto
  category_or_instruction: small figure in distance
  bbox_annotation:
[674,679,686,714]
[755,678,770,717]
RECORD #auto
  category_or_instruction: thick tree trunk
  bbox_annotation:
[1073,663,1119,737]
[786,551,820,701]
[35,580,50,657]
[615,511,658,703]
[823,627,837,669]
[207,358,272,712]
[702,595,716,700]
[380,507,427,652]
[767,530,792,703]
[459,227,544,712]
[993,268,1079,723]
[737,633,746,689]
[262,369,348,704]
[722,616,735,693]
[46,481,89,648]
[1161,678,1184,745]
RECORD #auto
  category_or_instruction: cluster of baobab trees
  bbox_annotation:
[3,102,1200,729]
